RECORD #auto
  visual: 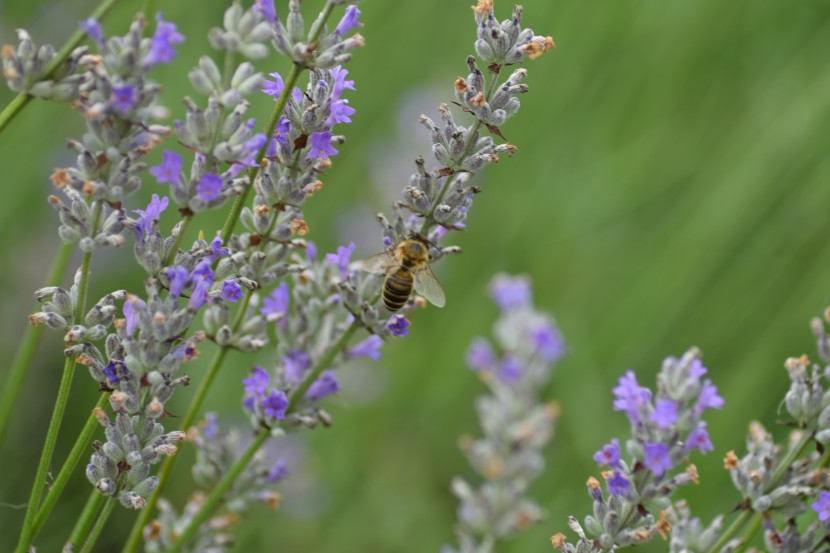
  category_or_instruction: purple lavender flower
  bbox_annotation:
[220,280,242,302]
[261,390,288,419]
[689,358,707,378]
[489,274,531,311]
[266,458,288,483]
[612,370,652,424]
[466,338,494,371]
[694,380,725,415]
[283,349,310,386]
[123,297,145,336]
[335,5,362,36]
[498,355,522,382]
[532,319,564,362]
[306,241,317,263]
[325,242,355,279]
[203,413,218,441]
[306,370,340,401]
[262,72,284,99]
[209,237,229,260]
[165,266,189,298]
[307,131,339,159]
[79,18,104,46]
[386,315,410,337]
[144,13,184,67]
[812,492,830,522]
[190,259,214,282]
[102,360,126,385]
[188,279,211,310]
[593,438,621,468]
[349,335,382,361]
[651,399,678,429]
[133,194,169,243]
[330,66,355,100]
[254,0,277,23]
[607,472,630,496]
[111,84,137,114]
[196,173,222,202]
[329,99,355,125]
[150,150,183,186]
[642,442,673,477]
[686,424,714,453]
[243,366,271,396]
[261,282,290,324]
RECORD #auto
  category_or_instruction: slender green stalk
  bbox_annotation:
[165,429,269,553]
[79,496,117,553]
[0,0,123,135]
[710,428,815,552]
[31,393,109,537]
[0,242,72,445]
[143,0,157,22]
[14,357,79,553]
[733,513,763,553]
[66,489,107,550]
[163,214,193,266]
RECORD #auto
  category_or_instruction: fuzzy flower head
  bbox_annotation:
[144,13,184,67]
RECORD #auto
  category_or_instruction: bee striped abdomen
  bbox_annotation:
[383,269,414,311]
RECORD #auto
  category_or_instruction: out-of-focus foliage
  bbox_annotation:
[1,1,829,551]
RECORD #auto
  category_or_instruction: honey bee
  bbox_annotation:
[359,233,446,311]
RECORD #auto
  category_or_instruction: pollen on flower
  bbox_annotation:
[523,36,556,60]
[470,92,486,107]
[50,168,70,187]
[254,204,269,216]
[724,450,739,470]
[306,180,324,195]
[290,218,309,236]
[471,0,494,15]
[82,180,95,196]
[685,464,699,484]
[587,476,601,491]
[454,77,468,93]
[551,533,567,549]
[655,511,672,540]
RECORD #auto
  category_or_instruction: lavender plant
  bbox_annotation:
[446,274,564,552]
[2,0,555,551]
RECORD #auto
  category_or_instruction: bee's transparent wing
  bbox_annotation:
[414,266,446,308]
[359,252,397,275]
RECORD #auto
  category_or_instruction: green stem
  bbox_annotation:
[0,242,72,445]
[14,357,79,553]
[143,0,157,21]
[66,489,107,550]
[710,428,815,552]
[79,495,117,553]
[166,430,270,553]
[32,393,109,538]
[0,0,123,135]
[733,513,763,553]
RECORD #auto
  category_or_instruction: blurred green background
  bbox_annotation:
[2,0,830,551]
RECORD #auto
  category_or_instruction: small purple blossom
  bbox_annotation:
[190,259,214,282]
[150,150,183,186]
[607,472,630,496]
[220,280,243,302]
[262,72,284,98]
[196,173,223,202]
[686,424,714,453]
[532,319,564,362]
[466,338,494,371]
[283,349,311,386]
[386,315,410,337]
[349,335,382,361]
[307,131,339,159]
[593,438,621,468]
[144,13,184,66]
[306,241,317,263]
[133,194,169,243]
[261,390,288,419]
[292,87,303,104]
[642,442,673,477]
[111,84,137,114]
[489,274,531,311]
[80,18,105,46]
[243,366,271,396]
[266,458,288,483]
[123,297,145,336]
[612,370,652,424]
[254,0,277,23]
[335,5,362,36]
[203,413,218,441]
[498,355,522,382]
[330,66,355,100]
[325,242,355,279]
[329,99,355,125]
[188,278,211,310]
[102,360,126,385]
[812,492,830,522]
[651,399,678,429]
[695,380,725,415]
[689,358,707,379]
[261,282,290,323]
[306,370,340,401]
[165,266,189,298]
[209,237,229,260]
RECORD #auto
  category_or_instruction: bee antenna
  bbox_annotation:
[411,230,439,251]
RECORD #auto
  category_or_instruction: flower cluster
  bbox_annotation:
[1,29,88,100]
[552,349,724,552]
[144,415,286,552]
[445,274,563,552]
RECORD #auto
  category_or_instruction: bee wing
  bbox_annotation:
[413,265,446,308]
[359,252,398,275]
